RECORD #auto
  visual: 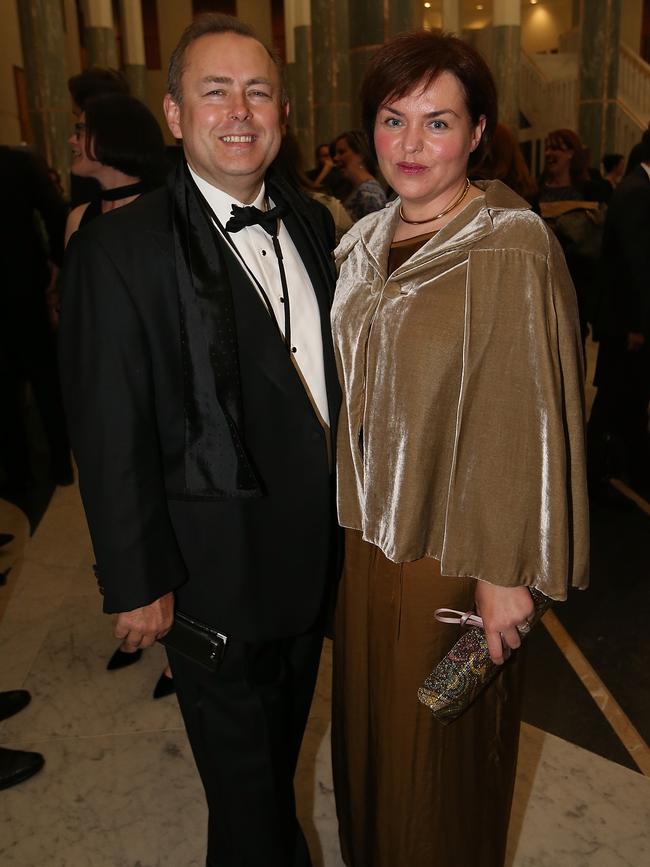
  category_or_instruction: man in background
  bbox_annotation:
[589,128,650,497]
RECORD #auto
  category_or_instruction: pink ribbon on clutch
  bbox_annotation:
[434,608,484,629]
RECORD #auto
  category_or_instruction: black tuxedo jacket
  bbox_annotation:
[59,180,340,641]
[596,165,650,339]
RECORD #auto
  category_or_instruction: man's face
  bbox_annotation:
[164,32,287,202]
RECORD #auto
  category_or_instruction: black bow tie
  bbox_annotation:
[225,202,286,235]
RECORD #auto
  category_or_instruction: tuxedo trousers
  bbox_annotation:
[167,624,323,867]
[332,530,525,867]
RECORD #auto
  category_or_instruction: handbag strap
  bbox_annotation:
[434,608,484,629]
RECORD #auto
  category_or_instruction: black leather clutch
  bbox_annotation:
[158,611,228,672]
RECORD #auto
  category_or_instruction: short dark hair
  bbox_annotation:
[314,142,330,163]
[334,130,379,177]
[68,68,129,112]
[602,153,624,174]
[639,128,650,164]
[167,13,285,105]
[83,94,168,187]
[360,30,497,167]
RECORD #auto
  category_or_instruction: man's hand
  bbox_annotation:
[114,592,175,652]
[474,582,535,666]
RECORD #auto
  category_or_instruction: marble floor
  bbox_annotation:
[1,484,649,866]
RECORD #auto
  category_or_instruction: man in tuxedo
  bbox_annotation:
[60,14,339,866]
[589,128,650,495]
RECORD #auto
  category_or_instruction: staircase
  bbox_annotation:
[519,41,650,171]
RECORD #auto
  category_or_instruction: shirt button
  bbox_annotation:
[261,250,267,256]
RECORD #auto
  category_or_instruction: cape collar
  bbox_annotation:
[345,180,531,280]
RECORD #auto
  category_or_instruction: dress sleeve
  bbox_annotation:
[439,232,589,598]
[59,232,188,612]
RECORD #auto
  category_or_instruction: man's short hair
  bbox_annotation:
[640,128,650,164]
[167,13,286,105]
[68,68,129,112]
[602,153,624,174]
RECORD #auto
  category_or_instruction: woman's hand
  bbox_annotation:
[474,582,535,665]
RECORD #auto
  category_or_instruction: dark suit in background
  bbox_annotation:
[589,163,650,491]
[0,146,70,489]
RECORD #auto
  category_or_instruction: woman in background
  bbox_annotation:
[274,130,353,243]
[473,121,537,205]
[331,31,588,867]
[333,130,387,220]
[64,93,173,698]
[65,93,168,244]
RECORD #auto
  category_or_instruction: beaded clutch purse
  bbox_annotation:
[418,587,551,724]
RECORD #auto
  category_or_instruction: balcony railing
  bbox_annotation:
[618,42,650,125]
[520,42,649,158]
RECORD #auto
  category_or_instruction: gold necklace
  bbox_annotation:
[399,177,471,225]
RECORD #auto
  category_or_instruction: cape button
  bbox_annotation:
[383,281,401,298]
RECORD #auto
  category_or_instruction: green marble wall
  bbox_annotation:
[85,25,119,69]
[348,1,415,127]
[311,0,351,145]
[290,24,314,164]
[492,25,520,133]
[124,64,148,102]
[578,0,621,162]
[16,0,70,191]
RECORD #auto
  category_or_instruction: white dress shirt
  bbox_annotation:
[189,166,329,427]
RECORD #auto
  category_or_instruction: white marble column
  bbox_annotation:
[119,0,146,100]
[81,0,118,68]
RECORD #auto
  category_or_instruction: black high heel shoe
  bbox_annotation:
[153,671,176,699]
[106,647,143,671]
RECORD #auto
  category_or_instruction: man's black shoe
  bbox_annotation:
[0,747,44,790]
[0,689,31,722]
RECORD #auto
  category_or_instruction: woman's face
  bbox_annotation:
[333,137,359,180]
[317,144,331,166]
[543,137,573,179]
[68,114,97,177]
[374,72,484,213]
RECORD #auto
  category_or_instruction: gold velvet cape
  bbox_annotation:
[332,180,589,599]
